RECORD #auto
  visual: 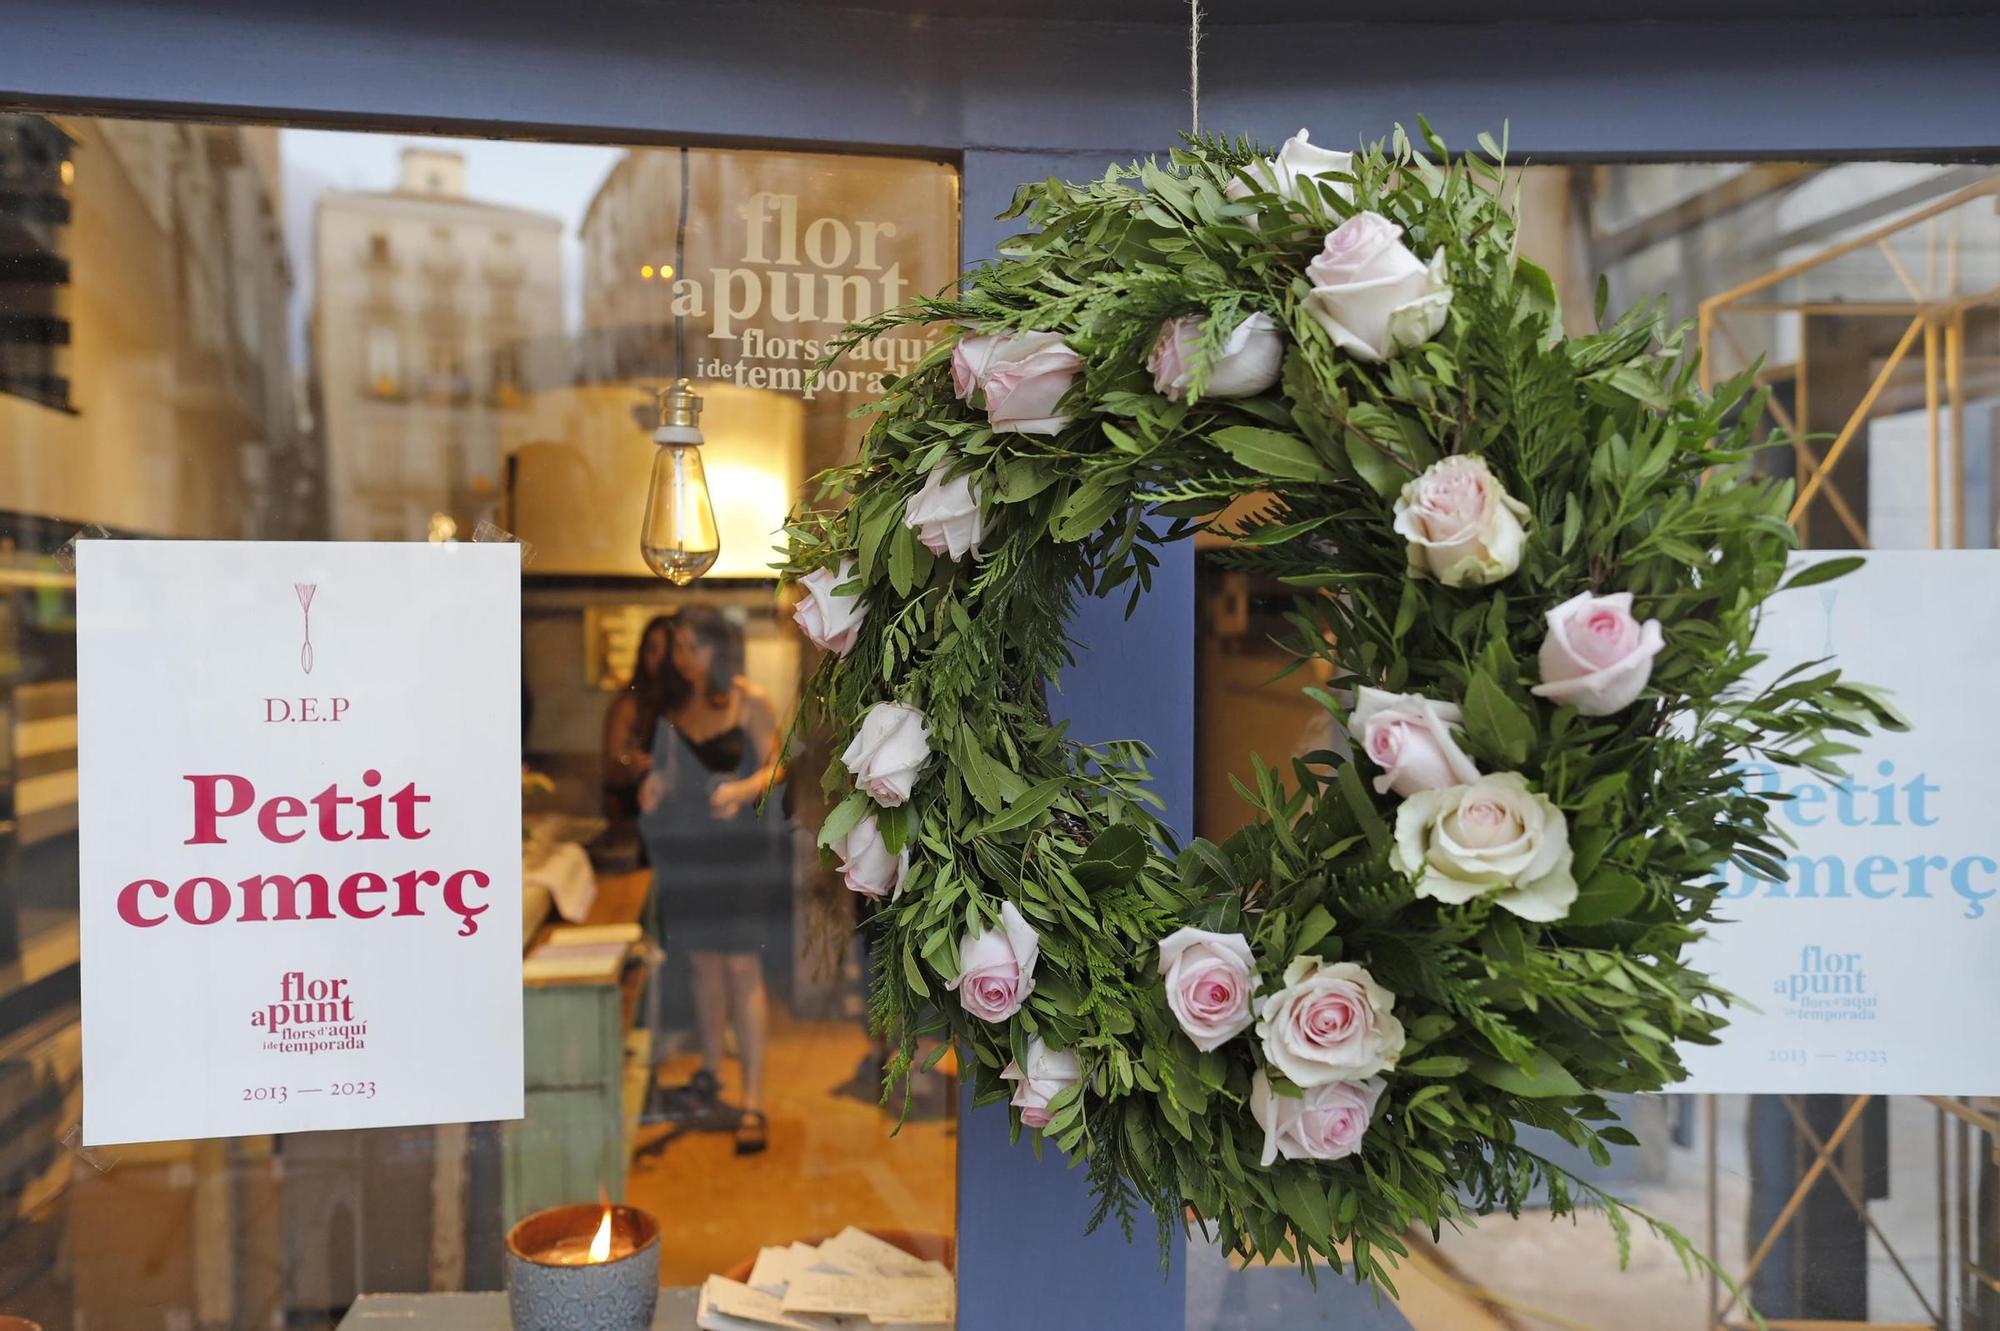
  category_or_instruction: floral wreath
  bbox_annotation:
[779,124,1895,1289]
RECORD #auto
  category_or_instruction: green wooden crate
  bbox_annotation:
[501,980,627,1224]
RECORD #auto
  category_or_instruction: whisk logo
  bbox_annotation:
[266,581,349,724]
[295,583,318,675]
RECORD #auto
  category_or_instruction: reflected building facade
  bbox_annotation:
[0,114,301,540]
[311,148,564,542]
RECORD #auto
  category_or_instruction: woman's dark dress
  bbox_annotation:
[639,714,789,955]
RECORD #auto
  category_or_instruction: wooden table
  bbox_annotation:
[338,1289,699,1329]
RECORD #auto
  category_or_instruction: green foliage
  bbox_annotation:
[779,122,1892,1297]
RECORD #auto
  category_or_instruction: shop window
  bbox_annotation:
[0,116,958,1331]
[1191,158,2000,1331]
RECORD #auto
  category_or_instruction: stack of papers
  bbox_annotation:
[696,1227,954,1330]
[522,923,642,983]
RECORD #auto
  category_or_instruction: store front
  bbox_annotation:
[2,4,2000,1330]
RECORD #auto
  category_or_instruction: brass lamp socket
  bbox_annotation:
[655,378,704,445]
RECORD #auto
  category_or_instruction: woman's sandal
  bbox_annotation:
[734,1108,768,1156]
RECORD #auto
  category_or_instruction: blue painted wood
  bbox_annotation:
[0,0,1182,159]
[2,3,1998,158]
[949,147,1192,1331]
[1204,16,2000,158]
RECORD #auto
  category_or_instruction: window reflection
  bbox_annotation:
[0,115,958,1326]
[1192,161,2000,1331]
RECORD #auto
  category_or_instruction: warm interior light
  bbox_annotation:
[639,264,655,280]
[657,263,675,280]
[586,1205,614,1264]
[640,378,720,585]
[59,159,74,187]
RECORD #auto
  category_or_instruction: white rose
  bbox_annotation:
[840,701,931,807]
[1304,212,1452,363]
[1351,686,1480,797]
[1531,591,1666,716]
[904,464,986,561]
[834,812,907,900]
[1156,927,1258,1052]
[1000,1036,1080,1129]
[1251,1071,1383,1166]
[1391,771,1578,922]
[792,558,866,656]
[1254,956,1406,1088]
[947,899,1040,1023]
[1392,454,1531,587]
[1147,312,1283,403]
[1224,128,1354,213]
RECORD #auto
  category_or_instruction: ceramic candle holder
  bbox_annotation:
[505,1202,661,1331]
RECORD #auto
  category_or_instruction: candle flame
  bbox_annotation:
[587,1205,614,1263]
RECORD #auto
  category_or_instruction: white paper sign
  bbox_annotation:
[1680,550,2000,1093]
[78,541,523,1144]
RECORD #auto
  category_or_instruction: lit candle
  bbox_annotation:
[506,1197,661,1331]
[535,1204,632,1264]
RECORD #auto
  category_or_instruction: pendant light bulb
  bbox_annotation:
[640,378,720,585]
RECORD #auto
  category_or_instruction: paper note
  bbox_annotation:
[818,1227,946,1280]
[749,1244,821,1294]
[782,1272,955,1325]
[699,1276,823,1331]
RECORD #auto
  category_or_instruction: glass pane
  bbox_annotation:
[0,112,959,1326]
[1191,159,2000,1330]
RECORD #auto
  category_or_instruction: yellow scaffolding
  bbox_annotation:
[1698,177,2000,554]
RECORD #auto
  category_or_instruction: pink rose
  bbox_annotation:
[834,813,907,900]
[792,559,866,655]
[1147,313,1283,403]
[946,900,1039,1023]
[951,330,1082,435]
[1157,927,1258,1051]
[1531,591,1665,716]
[1350,686,1480,797]
[1255,956,1405,1087]
[1391,455,1531,587]
[1250,1071,1383,1166]
[951,333,1001,402]
[1000,1036,1080,1129]
[1307,212,1405,285]
[1304,212,1452,363]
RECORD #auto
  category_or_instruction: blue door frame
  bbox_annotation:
[5,5,1998,1328]
[952,155,1196,1331]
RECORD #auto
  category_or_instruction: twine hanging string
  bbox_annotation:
[1188,0,1202,137]
[674,144,690,383]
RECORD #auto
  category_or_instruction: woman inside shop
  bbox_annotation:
[602,612,677,857]
[637,605,786,1155]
